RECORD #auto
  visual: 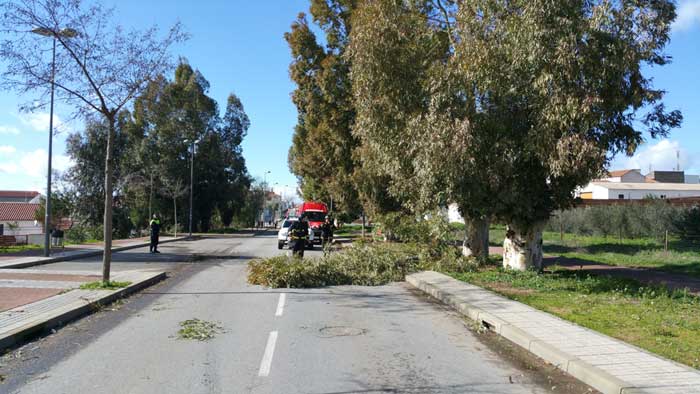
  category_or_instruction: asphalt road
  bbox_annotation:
[0,233,595,394]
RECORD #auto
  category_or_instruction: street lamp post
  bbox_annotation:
[31,27,77,257]
[184,139,200,237]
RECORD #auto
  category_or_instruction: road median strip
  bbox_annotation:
[406,270,700,394]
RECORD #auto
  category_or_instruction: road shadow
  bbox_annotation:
[544,255,700,295]
[544,241,663,255]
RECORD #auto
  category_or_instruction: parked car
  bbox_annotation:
[277,218,314,250]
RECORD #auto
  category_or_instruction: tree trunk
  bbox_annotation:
[101,116,116,284]
[462,217,490,260]
[502,222,544,271]
[173,198,177,238]
[148,172,153,222]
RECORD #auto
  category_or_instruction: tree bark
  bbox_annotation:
[462,217,489,260]
[502,222,544,271]
[101,115,116,284]
[173,198,177,238]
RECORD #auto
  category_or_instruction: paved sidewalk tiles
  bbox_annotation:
[0,269,165,351]
[407,271,700,394]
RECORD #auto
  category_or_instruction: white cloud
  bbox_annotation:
[9,149,72,178]
[16,112,69,135]
[20,149,48,177]
[0,162,18,174]
[673,0,700,32]
[614,139,697,173]
[53,154,73,172]
[0,125,20,134]
[0,145,16,154]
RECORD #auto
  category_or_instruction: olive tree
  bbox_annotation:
[0,0,187,283]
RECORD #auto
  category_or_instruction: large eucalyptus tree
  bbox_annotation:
[452,0,681,270]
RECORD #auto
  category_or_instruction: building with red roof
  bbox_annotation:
[0,202,42,236]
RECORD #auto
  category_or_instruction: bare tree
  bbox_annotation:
[161,175,188,238]
[0,0,187,283]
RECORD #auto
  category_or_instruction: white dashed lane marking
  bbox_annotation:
[275,293,286,317]
[258,331,278,377]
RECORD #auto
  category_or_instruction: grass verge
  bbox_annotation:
[451,263,700,369]
[79,281,131,290]
[479,225,700,278]
[0,244,42,254]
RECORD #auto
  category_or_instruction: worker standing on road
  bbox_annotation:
[288,214,309,258]
[321,215,334,253]
[149,214,161,254]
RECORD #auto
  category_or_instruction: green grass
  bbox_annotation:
[79,281,131,290]
[451,264,700,369]
[334,224,373,236]
[475,224,700,278]
[541,232,700,277]
[0,244,42,254]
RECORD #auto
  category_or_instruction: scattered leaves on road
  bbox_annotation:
[177,319,223,341]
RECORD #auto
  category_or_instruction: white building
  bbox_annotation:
[0,202,42,236]
[579,182,700,200]
[577,169,700,200]
[602,169,647,183]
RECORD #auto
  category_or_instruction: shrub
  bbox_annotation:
[673,205,700,242]
[546,201,684,241]
[248,242,477,288]
[65,223,103,243]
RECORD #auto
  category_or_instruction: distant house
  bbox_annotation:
[579,182,700,200]
[0,190,41,203]
[578,169,700,200]
[0,202,42,236]
[603,169,647,183]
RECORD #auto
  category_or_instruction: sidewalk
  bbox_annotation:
[0,268,165,351]
[488,246,700,296]
[0,236,187,269]
[408,271,700,394]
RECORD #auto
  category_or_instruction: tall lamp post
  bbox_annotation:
[31,27,77,257]
[184,138,200,237]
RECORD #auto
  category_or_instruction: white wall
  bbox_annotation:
[607,188,700,200]
[578,184,611,199]
[0,220,42,236]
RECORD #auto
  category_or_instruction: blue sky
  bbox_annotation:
[0,0,699,197]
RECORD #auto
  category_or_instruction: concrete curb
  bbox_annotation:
[407,272,637,394]
[0,271,166,352]
[0,237,190,269]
